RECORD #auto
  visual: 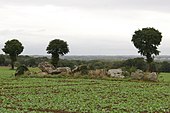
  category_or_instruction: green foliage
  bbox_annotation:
[17,56,49,67]
[2,39,24,69]
[122,71,131,77]
[1,54,170,73]
[0,67,170,112]
[150,62,161,72]
[132,27,162,71]
[0,54,5,66]
[46,39,69,68]
[79,65,88,75]
[160,61,170,72]
[0,55,50,67]
[122,66,137,75]
[123,58,147,71]
[57,59,76,69]
[15,65,29,76]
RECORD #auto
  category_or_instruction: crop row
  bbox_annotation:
[1,76,170,113]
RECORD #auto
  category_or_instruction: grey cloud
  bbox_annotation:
[0,30,169,55]
[0,0,170,12]
[0,29,54,55]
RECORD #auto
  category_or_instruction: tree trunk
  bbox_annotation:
[51,54,59,68]
[10,55,17,70]
[11,60,15,70]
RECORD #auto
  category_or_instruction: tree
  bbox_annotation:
[131,27,162,72]
[46,39,69,68]
[2,39,24,69]
[0,54,5,66]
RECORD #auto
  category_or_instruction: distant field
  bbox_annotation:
[0,67,170,113]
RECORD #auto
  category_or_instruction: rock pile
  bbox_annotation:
[131,70,158,82]
[37,62,158,81]
[38,62,71,75]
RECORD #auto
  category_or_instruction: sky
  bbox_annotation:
[0,0,170,55]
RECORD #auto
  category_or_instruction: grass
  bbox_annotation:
[159,73,170,82]
[0,67,170,113]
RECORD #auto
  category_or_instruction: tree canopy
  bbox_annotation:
[2,39,24,69]
[131,27,162,71]
[46,39,69,68]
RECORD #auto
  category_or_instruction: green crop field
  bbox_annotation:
[0,67,170,113]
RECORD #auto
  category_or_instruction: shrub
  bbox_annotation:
[15,65,29,76]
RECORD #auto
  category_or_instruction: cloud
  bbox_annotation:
[0,29,53,55]
[0,29,136,55]
[0,0,170,12]
[0,0,170,55]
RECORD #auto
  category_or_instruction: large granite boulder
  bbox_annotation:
[56,67,71,74]
[131,70,144,80]
[38,62,55,73]
[131,70,158,82]
[88,69,107,77]
[38,62,60,74]
[143,72,158,82]
[107,69,125,78]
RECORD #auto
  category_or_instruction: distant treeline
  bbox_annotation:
[0,54,170,72]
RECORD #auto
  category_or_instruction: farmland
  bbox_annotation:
[0,67,170,113]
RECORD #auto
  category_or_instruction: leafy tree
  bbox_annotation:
[131,27,162,72]
[2,39,24,69]
[46,39,69,68]
[0,54,5,66]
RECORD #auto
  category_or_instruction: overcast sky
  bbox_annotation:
[0,0,170,55]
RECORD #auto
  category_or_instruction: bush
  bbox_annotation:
[79,65,88,75]
[15,65,29,76]
[122,66,137,74]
